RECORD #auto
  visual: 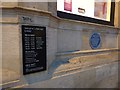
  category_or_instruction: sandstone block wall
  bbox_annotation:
[1,2,120,89]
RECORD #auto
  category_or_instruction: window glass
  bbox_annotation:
[57,0,113,22]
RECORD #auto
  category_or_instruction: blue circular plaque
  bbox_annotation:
[89,33,101,49]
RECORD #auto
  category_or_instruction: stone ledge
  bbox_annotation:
[56,48,119,56]
[53,50,119,77]
[1,6,120,30]
[53,59,118,77]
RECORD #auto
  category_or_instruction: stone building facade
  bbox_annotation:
[0,1,120,89]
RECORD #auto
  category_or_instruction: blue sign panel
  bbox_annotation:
[89,33,101,49]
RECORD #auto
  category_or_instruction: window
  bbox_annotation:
[57,0,115,26]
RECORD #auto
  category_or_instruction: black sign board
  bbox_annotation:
[22,25,46,75]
